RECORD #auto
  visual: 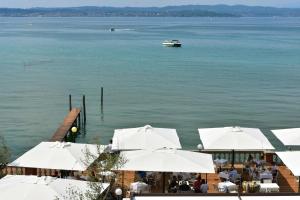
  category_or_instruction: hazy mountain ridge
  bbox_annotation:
[0,5,300,17]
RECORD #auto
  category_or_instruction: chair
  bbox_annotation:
[227,184,238,193]
[147,175,155,186]
[213,184,218,192]
[233,174,242,185]
[273,171,279,183]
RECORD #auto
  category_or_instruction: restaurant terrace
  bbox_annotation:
[2,124,300,200]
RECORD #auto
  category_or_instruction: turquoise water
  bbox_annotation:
[0,17,300,159]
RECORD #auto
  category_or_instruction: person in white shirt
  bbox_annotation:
[104,139,114,153]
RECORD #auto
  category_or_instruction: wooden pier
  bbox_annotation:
[3,108,83,176]
[50,108,81,142]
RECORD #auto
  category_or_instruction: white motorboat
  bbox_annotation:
[162,40,182,47]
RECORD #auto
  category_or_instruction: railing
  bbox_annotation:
[198,150,279,164]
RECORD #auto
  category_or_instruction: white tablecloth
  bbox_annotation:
[218,181,236,192]
[259,172,273,180]
[99,171,115,176]
[130,182,149,193]
[259,183,279,193]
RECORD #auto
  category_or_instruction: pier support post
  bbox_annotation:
[101,87,104,109]
[83,95,86,125]
[78,113,81,130]
[69,94,72,111]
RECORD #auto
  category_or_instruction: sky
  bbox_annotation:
[0,0,300,8]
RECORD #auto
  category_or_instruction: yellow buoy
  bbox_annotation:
[71,126,78,133]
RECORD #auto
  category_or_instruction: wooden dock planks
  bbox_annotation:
[50,108,81,142]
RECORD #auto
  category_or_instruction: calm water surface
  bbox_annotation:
[0,17,300,159]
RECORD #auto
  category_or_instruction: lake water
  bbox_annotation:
[0,17,300,159]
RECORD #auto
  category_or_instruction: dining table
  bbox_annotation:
[259,183,280,193]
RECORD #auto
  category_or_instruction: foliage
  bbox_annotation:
[0,135,10,178]
[1,5,300,17]
[57,144,126,200]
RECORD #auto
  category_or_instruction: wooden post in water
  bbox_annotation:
[78,113,81,130]
[83,95,86,125]
[101,87,104,109]
[69,94,72,111]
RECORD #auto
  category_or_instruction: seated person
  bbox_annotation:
[54,170,61,178]
[177,174,183,182]
[168,176,178,193]
[256,155,266,167]
[228,167,238,182]
[146,173,154,186]
[178,180,191,191]
[247,154,254,163]
[137,171,147,181]
[173,172,192,180]
[271,162,278,176]
[249,163,257,175]
[104,139,114,153]
[199,179,209,193]
[193,175,202,193]
[244,165,251,174]
[252,171,260,181]
[271,162,278,181]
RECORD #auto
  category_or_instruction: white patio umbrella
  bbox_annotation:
[118,148,214,173]
[134,197,240,200]
[112,125,182,151]
[276,151,300,176]
[276,151,300,192]
[0,175,109,200]
[9,142,105,171]
[198,126,275,165]
[242,196,300,200]
[272,128,300,146]
[117,148,214,193]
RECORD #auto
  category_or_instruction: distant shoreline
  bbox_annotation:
[0,5,300,17]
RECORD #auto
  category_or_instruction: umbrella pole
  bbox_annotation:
[296,177,300,193]
[122,171,124,190]
[162,172,165,193]
[231,150,235,167]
